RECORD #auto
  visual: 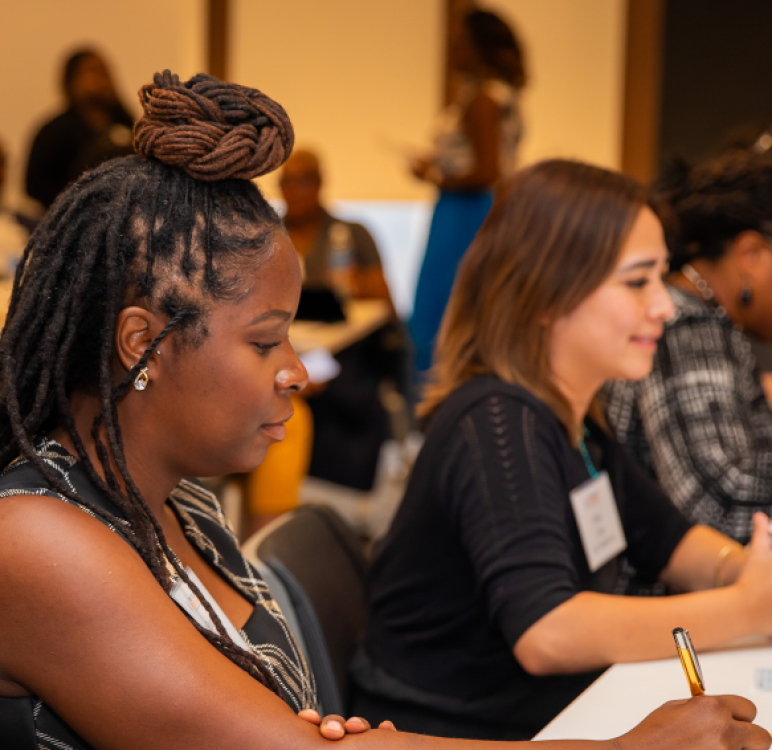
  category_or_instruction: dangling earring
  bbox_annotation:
[740,286,753,308]
[134,367,149,391]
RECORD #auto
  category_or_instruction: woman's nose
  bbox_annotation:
[275,349,308,394]
[651,277,675,321]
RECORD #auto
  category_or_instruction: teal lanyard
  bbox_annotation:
[577,424,599,479]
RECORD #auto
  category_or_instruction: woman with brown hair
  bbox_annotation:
[354,159,772,740]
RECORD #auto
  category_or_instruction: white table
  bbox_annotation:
[289,298,391,355]
[535,639,772,741]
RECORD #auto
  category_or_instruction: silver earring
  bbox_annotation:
[134,367,149,391]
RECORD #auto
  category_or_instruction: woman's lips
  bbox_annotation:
[260,413,293,441]
[631,335,660,350]
[260,423,287,441]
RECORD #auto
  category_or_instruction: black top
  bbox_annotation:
[0,438,317,750]
[354,376,692,738]
[25,104,134,208]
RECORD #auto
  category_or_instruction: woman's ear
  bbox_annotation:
[114,306,162,374]
[729,230,770,276]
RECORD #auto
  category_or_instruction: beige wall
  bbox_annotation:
[1,0,206,210]
[232,0,444,203]
[233,0,627,202]
[488,0,626,170]
[2,0,626,206]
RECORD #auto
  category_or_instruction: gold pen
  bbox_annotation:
[673,627,705,697]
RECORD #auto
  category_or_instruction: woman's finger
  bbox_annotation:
[318,714,346,740]
[344,716,371,733]
[297,708,321,726]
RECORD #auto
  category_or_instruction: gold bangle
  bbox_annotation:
[715,542,741,588]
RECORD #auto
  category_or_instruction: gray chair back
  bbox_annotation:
[251,505,368,715]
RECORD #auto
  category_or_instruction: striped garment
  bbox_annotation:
[0,437,317,750]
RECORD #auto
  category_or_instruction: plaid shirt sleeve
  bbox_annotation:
[606,287,772,543]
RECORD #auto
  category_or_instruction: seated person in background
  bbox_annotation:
[353,159,772,741]
[281,149,392,304]
[0,71,758,750]
[25,47,134,209]
[0,139,36,278]
[605,152,772,556]
[279,150,396,491]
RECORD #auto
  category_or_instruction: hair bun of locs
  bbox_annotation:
[133,70,294,181]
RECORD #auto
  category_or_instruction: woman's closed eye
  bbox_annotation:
[626,278,649,289]
[254,342,281,354]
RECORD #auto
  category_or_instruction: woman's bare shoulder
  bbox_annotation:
[0,492,306,748]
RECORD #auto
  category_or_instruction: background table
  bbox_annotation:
[289,299,391,355]
[535,639,772,741]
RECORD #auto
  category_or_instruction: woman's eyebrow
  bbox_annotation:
[246,309,292,326]
[617,259,658,273]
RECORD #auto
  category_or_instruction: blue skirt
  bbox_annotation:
[409,191,493,375]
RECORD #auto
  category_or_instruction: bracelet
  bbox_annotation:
[714,542,741,588]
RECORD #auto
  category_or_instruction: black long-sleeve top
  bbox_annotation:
[354,376,692,739]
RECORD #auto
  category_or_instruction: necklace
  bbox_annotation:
[577,424,599,479]
[681,264,728,318]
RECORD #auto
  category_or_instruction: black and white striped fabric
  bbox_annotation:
[0,437,317,750]
[605,285,772,546]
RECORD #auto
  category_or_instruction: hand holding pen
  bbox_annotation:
[673,626,772,742]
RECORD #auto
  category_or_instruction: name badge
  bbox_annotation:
[569,471,627,572]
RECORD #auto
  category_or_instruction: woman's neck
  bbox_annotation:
[673,257,740,319]
[49,391,180,517]
[550,372,594,435]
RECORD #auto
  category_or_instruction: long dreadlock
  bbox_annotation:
[0,70,295,694]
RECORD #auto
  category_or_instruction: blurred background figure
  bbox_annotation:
[0,139,35,279]
[25,47,134,209]
[245,149,404,535]
[605,149,772,594]
[281,149,393,304]
[409,8,527,378]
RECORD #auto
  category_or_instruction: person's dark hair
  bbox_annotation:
[62,47,101,100]
[654,151,772,270]
[421,159,648,439]
[0,70,294,692]
[464,8,527,88]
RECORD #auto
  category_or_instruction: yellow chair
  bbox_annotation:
[246,394,313,520]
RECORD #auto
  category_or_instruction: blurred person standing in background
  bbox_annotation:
[25,48,134,209]
[409,8,526,377]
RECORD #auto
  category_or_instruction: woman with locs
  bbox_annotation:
[0,72,766,750]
